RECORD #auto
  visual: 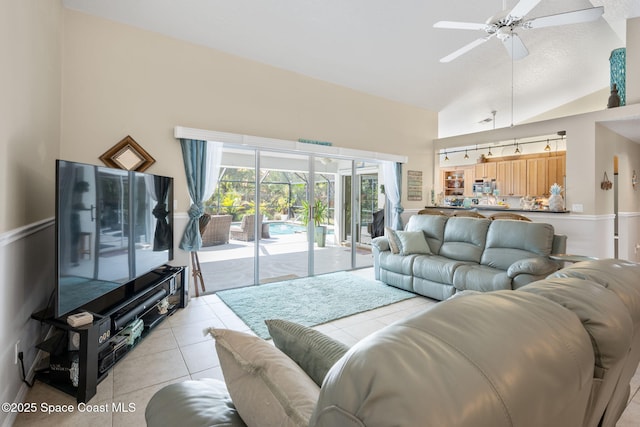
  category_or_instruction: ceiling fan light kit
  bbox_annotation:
[434,0,605,63]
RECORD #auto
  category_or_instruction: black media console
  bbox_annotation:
[31,265,188,403]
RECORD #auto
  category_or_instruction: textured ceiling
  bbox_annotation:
[62,0,640,137]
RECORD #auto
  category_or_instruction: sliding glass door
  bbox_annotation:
[198,147,379,292]
[258,151,310,283]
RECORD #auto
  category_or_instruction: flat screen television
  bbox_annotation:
[55,159,174,318]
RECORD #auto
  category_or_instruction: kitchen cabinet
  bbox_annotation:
[547,154,566,189]
[442,153,565,199]
[497,159,527,196]
[526,154,565,197]
[442,170,465,196]
[474,162,497,182]
[527,158,547,197]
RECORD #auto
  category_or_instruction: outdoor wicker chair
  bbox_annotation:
[201,214,232,246]
[230,214,262,241]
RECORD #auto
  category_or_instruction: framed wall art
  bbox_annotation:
[99,135,155,172]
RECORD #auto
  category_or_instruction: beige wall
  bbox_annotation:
[596,124,640,214]
[627,17,640,105]
[1,1,62,423]
[60,9,437,218]
[1,0,62,233]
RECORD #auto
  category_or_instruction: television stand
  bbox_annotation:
[31,265,187,403]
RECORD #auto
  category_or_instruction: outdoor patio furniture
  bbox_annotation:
[230,215,262,241]
[201,214,233,246]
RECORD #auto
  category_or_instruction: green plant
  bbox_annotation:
[301,199,327,227]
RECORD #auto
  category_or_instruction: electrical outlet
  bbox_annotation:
[14,340,20,364]
[571,203,584,213]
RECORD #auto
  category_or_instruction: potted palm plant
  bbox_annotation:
[301,199,328,247]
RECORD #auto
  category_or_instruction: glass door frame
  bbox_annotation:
[211,144,385,287]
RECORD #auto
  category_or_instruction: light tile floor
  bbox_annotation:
[12,268,640,426]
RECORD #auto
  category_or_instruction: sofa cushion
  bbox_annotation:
[438,217,491,263]
[453,264,512,292]
[518,277,634,427]
[405,214,448,253]
[384,227,401,254]
[412,255,467,286]
[379,251,417,275]
[481,220,554,270]
[146,378,247,427]
[208,328,320,427]
[265,319,349,386]
[309,291,594,427]
[395,230,432,255]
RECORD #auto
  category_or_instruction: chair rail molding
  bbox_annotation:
[0,218,54,248]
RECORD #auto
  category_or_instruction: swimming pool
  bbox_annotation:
[268,222,334,235]
[268,222,306,235]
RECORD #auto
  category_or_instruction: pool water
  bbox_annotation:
[268,222,334,235]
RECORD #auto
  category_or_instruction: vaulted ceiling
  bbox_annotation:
[62,0,640,137]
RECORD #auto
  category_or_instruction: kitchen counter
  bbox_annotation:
[432,206,571,214]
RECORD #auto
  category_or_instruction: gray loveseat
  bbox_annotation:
[372,214,567,300]
[146,259,640,427]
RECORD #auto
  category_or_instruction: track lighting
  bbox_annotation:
[544,139,551,151]
[444,151,449,161]
[464,149,469,159]
[487,147,493,157]
[514,140,520,154]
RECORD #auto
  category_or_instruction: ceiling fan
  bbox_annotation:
[434,0,604,63]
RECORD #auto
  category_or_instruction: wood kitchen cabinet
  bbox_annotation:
[547,154,566,189]
[442,153,565,199]
[526,154,565,196]
[526,158,547,197]
[496,159,527,196]
[474,162,497,182]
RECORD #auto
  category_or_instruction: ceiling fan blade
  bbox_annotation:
[502,33,529,60]
[508,0,542,20]
[439,35,494,63]
[433,21,488,31]
[524,6,604,29]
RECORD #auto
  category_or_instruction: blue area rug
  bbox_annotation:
[216,271,416,339]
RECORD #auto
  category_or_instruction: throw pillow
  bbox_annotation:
[385,227,401,254]
[395,230,432,255]
[265,319,349,386]
[207,328,320,427]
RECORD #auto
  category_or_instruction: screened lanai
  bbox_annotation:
[174,127,407,295]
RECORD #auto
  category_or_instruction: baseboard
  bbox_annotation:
[2,344,50,427]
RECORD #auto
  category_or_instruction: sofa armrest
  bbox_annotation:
[507,257,561,278]
[371,236,390,252]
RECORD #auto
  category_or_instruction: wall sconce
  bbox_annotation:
[633,170,638,190]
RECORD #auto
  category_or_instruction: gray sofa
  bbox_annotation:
[145,259,640,427]
[372,214,567,300]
